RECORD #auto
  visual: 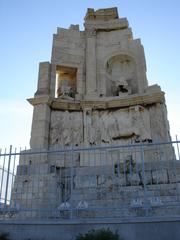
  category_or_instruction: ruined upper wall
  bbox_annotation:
[84,7,119,21]
[84,7,129,33]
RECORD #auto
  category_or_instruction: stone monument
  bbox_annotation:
[28,7,170,150]
[11,8,178,219]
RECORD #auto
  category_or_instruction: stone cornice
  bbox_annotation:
[27,91,165,111]
[27,95,52,106]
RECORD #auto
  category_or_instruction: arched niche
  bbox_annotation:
[106,54,138,96]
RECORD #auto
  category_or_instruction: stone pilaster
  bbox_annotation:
[35,62,51,96]
[30,103,51,149]
[85,30,97,97]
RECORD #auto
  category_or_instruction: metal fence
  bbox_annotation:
[0,140,180,220]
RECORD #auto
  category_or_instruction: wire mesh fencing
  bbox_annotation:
[0,140,180,220]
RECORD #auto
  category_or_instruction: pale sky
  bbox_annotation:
[0,0,180,148]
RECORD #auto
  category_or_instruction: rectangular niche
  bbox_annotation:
[56,65,77,98]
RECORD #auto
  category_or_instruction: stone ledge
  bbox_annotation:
[27,95,52,106]
[27,91,165,111]
[1,215,180,225]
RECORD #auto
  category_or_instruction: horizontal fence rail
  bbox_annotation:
[0,140,180,221]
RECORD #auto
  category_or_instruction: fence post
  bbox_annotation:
[0,148,6,203]
[174,135,180,201]
[140,142,149,215]
[176,135,180,160]
[4,145,12,207]
[70,147,74,219]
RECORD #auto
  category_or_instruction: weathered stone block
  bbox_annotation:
[139,170,152,185]
[152,169,168,184]
[116,175,127,186]
[168,170,180,183]
[127,173,140,186]
[75,175,97,188]
[97,175,113,188]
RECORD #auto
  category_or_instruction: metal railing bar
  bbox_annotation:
[1,140,180,157]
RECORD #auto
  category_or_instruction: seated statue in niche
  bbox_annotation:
[57,79,75,99]
[107,55,136,97]
[112,76,132,96]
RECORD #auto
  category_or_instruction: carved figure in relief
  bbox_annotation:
[50,107,152,148]
[50,111,83,147]
[98,108,151,144]
[83,109,97,146]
